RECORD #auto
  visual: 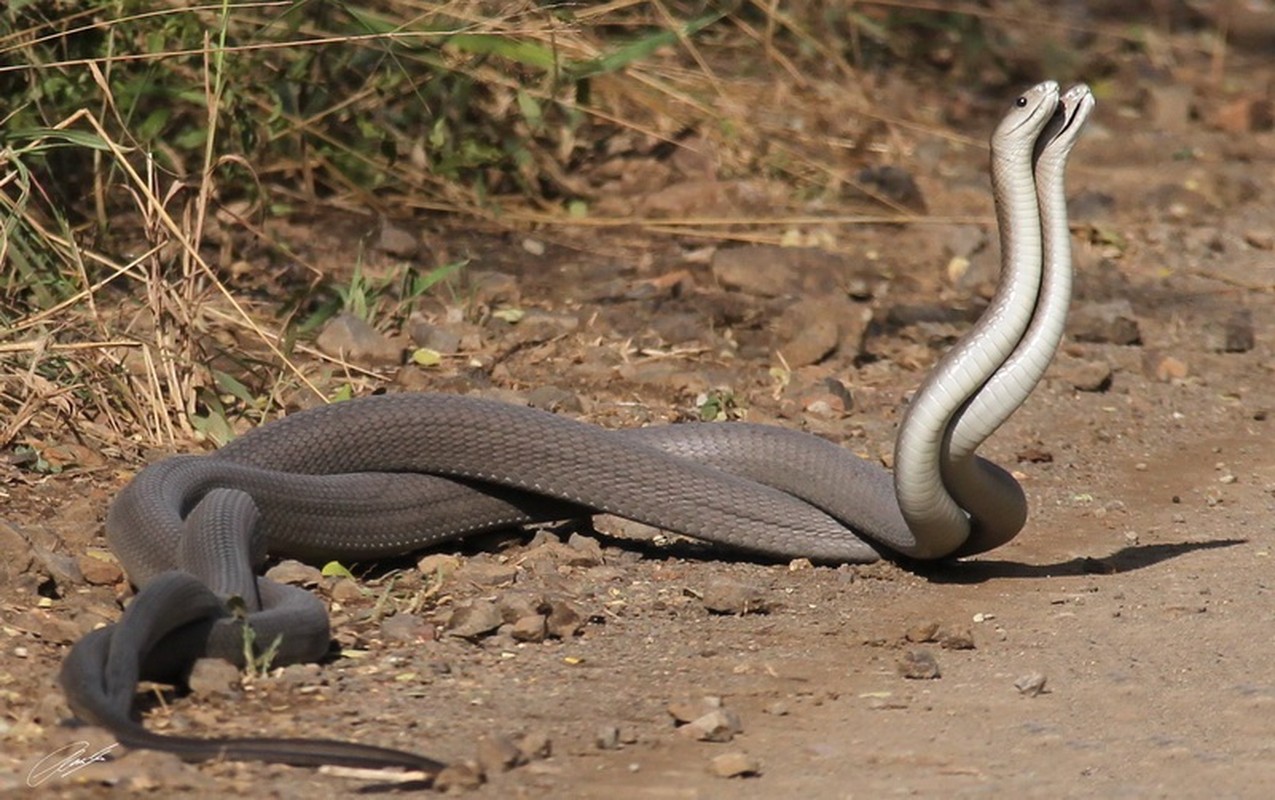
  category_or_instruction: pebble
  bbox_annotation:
[709,245,843,297]
[679,708,743,742]
[1205,309,1255,353]
[265,560,323,586]
[1054,356,1113,392]
[187,658,241,697]
[700,579,768,615]
[376,220,418,257]
[510,614,547,643]
[380,613,434,645]
[1145,353,1190,382]
[315,313,402,367]
[855,164,927,212]
[545,599,584,638]
[526,385,584,413]
[939,626,976,650]
[1015,672,1049,697]
[709,750,761,778]
[76,552,123,586]
[329,578,364,604]
[904,621,940,643]
[497,590,550,622]
[469,271,520,307]
[433,760,485,791]
[476,733,526,774]
[897,649,941,680]
[668,696,724,724]
[1068,299,1142,345]
[445,599,504,639]
[596,725,622,750]
[515,729,553,760]
[763,700,790,716]
[454,561,519,587]
[417,553,461,581]
[407,320,462,354]
[565,533,605,566]
[773,298,841,366]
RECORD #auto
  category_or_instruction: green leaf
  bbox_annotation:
[569,11,726,79]
[213,369,258,407]
[321,561,356,579]
[411,347,442,366]
[492,307,524,323]
[447,34,559,70]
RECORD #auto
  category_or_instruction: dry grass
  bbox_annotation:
[0,1,1176,463]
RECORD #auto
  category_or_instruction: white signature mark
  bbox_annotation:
[26,740,120,787]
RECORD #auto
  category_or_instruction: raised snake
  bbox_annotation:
[57,82,1093,775]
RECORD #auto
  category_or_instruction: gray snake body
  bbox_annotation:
[59,82,1093,775]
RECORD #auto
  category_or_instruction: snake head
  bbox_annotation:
[992,81,1060,157]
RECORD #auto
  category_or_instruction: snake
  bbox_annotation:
[56,82,1092,776]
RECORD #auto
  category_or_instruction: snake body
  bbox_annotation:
[58,83,1092,774]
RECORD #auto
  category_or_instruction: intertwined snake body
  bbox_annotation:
[58,82,1093,774]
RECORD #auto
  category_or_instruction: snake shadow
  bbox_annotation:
[918,538,1248,584]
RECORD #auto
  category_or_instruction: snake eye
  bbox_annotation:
[1015,96,1028,108]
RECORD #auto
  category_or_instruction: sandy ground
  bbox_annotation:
[4,16,1275,800]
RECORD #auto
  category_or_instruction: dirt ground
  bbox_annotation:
[5,15,1275,800]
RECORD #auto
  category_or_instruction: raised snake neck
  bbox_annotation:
[59,82,1092,776]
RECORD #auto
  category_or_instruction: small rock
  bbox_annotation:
[469,271,520,307]
[1205,309,1255,353]
[855,164,927,212]
[668,696,723,724]
[545,600,584,638]
[376,220,418,257]
[380,613,434,645]
[904,621,940,643]
[273,662,323,688]
[1014,672,1048,697]
[565,533,605,566]
[446,599,503,639]
[1145,84,1193,134]
[941,224,986,260]
[417,553,461,582]
[595,725,622,750]
[316,313,402,367]
[1243,230,1275,250]
[407,321,462,354]
[187,658,241,697]
[1145,352,1189,382]
[774,299,840,367]
[939,626,976,650]
[1054,356,1113,392]
[709,750,761,778]
[265,560,323,586]
[763,701,790,716]
[679,708,743,743]
[710,245,841,298]
[77,553,123,586]
[700,579,768,615]
[497,590,550,622]
[455,561,519,587]
[476,734,526,774]
[515,729,553,761]
[1068,299,1142,345]
[526,385,583,414]
[329,577,364,604]
[897,649,941,680]
[433,760,485,791]
[509,614,547,643]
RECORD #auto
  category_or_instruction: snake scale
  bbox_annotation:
[57,81,1093,776]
